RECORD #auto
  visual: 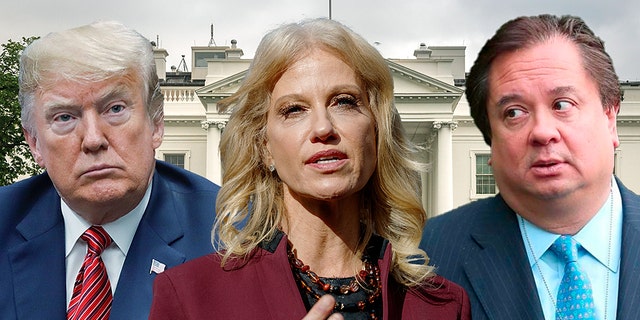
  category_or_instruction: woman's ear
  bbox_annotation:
[262,137,275,171]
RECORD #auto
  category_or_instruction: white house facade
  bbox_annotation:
[154,41,640,217]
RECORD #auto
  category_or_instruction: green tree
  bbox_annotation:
[0,37,42,185]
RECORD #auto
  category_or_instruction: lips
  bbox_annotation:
[531,158,563,168]
[532,160,558,167]
[306,149,347,165]
[529,157,567,176]
[82,164,118,176]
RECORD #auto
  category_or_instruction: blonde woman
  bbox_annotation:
[150,18,469,320]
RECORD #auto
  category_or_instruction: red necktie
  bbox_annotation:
[67,226,113,320]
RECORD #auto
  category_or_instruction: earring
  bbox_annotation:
[268,164,276,172]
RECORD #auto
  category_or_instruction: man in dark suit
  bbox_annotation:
[0,21,219,319]
[421,14,640,319]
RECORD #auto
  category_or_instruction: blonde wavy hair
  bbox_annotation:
[214,18,434,287]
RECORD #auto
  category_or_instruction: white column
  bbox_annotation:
[420,170,429,216]
[433,121,457,215]
[201,120,226,185]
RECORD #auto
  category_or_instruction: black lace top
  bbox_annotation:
[291,234,385,319]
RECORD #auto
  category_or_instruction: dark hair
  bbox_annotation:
[466,14,621,145]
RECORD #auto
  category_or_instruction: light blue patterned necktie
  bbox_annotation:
[550,235,597,320]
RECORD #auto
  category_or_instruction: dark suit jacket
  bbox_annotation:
[0,160,220,320]
[149,231,471,319]
[420,178,640,320]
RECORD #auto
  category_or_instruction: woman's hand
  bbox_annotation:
[301,295,344,320]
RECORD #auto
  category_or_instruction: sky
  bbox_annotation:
[2,0,639,81]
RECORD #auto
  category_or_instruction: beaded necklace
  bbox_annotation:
[287,244,382,319]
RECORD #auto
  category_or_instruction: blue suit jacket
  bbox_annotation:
[420,179,640,320]
[0,160,220,320]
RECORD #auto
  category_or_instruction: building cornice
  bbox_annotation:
[387,59,463,94]
[395,93,461,103]
[196,70,248,96]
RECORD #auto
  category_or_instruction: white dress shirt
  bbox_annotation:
[62,182,151,307]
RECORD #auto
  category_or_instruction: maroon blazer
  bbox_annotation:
[150,232,470,319]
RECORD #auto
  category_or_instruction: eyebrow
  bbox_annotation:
[272,84,364,106]
[41,93,79,120]
[549,86,577,96]
[271,93,304,107]
[494,86,578,108]
[495,94,522,109]
[94,83,134,107]
[41,82,134,117]
[329,84,365,94]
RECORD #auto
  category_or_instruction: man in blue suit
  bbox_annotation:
[0,21,220,319]
[421,14,640,319]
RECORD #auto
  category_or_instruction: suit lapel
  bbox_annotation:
[110,172,187,320]
[464,196,544,320]
[256,232,309,318]
[616,181,640,319]
[9,186,67,320]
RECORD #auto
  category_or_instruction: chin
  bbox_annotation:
[83,181,136,200]
[316,187,361,201]
[529,183,580,200]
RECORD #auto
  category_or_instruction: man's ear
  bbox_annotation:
[606,104,620,148]
[152,118,165,149]
[23,128,45,168]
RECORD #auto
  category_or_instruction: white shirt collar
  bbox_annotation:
[63,181,152,257]
[575,177,622,272]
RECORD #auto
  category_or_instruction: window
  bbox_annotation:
[194,52,226,67]
[470,151,497,198]
[164,153,185,169]
[476,153,496,194]
[158,150,191,170]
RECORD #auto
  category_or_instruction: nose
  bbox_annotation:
[80,112,109,152]
[529,110,561,146]
[310,107,338,143]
